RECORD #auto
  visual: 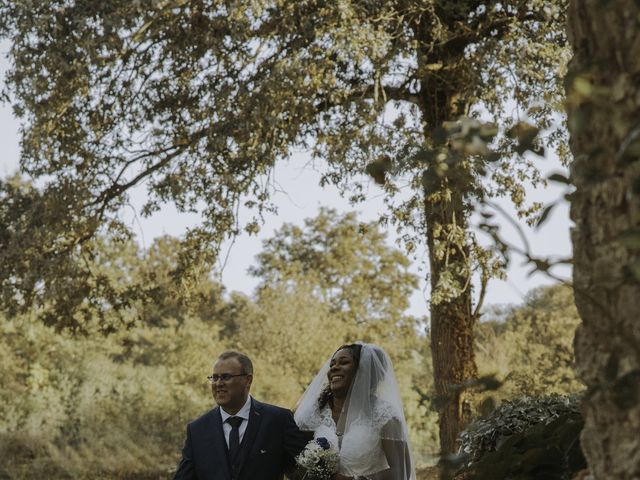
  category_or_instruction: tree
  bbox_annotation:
[502,285,582,396]
[239,208,421,385]
[250,208,418,327]
[0,0,568,451]
[475,284,583,400]
[565,0,640,477]
[136,235,226,327]
[226,209,434,452]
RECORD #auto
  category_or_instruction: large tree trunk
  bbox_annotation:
[425,185,478,455]
[419,48,479,454]
[566,1,640,478]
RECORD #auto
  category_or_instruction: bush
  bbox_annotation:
[456,395,586,480]
[0,315,222,479]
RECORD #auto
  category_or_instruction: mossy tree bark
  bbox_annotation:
[566,0,640,478]
[406,9,484,452]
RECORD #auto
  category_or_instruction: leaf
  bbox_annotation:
[547,172,571,184]
[508,122,540,156]
[364,156,392,185]
[536,203,556,229]
[478,123,499,142]
[485,152,502,162]
[131,20,154,42]
[572,76,593,97]
[413,148,436,164]
[424,62,443,71]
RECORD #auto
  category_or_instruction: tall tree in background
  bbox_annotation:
[476,284,583,399]
[0,0,568,451]
[227,209,433,451]
[566,0,640,477]
[251,208,418,329]
[231,209,421,399]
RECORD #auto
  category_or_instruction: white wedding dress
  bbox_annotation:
[294,343,416,480]
[312,402,398,476]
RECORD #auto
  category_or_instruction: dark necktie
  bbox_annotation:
[226,416,243,463]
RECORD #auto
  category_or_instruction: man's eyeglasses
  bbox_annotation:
[207,373,248,384]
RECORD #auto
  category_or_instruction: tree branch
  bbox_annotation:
[384,84,421,105]
[90,144,187,217]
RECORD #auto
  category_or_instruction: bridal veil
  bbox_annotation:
[295,342,416,480]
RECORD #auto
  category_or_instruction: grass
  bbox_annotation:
[0,432,176,480]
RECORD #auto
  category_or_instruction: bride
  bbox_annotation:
[294,343,416,480]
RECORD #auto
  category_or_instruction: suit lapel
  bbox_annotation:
[235,398,264,479]
[208,407,232,479]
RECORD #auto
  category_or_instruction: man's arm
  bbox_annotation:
[282,409,310,476]
[173,424,196,480]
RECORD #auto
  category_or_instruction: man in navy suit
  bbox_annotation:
[173,351,309,480]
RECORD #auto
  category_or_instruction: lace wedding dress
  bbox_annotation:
[295,343,416,480]
[312,401,399,476]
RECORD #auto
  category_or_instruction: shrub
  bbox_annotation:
[456,394,586,480]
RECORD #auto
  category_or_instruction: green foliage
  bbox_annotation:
[231,209,436,457]
[0,232,230,478]
[0,209,438,475]
[0,312,222,479]
[459,394,581,463]
[0,176,225,332]
[0,1,571,453]
[0,0,569,327]
[442,285,587,478]
[456,395,585,480]
[0,207,585,477]
[0,175,139,332]
[475,284,583,399]
[251,208,418,325]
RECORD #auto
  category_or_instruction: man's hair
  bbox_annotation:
[217,351,254,375]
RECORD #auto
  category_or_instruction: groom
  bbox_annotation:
[173,351,308,480]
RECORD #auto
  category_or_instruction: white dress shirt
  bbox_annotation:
[219,395,252,447]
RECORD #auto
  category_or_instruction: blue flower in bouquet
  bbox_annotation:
[296,437,339,480]
[315,437,330,450]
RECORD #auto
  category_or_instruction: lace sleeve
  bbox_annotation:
[374,399,404,438]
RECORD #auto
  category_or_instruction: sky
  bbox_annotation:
[0,47,572,319]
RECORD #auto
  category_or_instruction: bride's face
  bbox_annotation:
[328,349,357,398]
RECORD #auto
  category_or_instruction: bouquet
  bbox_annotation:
[295,437,339,480]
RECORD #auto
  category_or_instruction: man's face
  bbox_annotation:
[211,357,252,414]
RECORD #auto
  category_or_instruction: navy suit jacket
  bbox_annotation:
[173,398,307,480]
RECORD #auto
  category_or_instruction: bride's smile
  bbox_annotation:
[328,349,357,396]
[295,343,416,479]
[329,374,345,389]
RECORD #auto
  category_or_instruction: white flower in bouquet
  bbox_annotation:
[296,437,339,480]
